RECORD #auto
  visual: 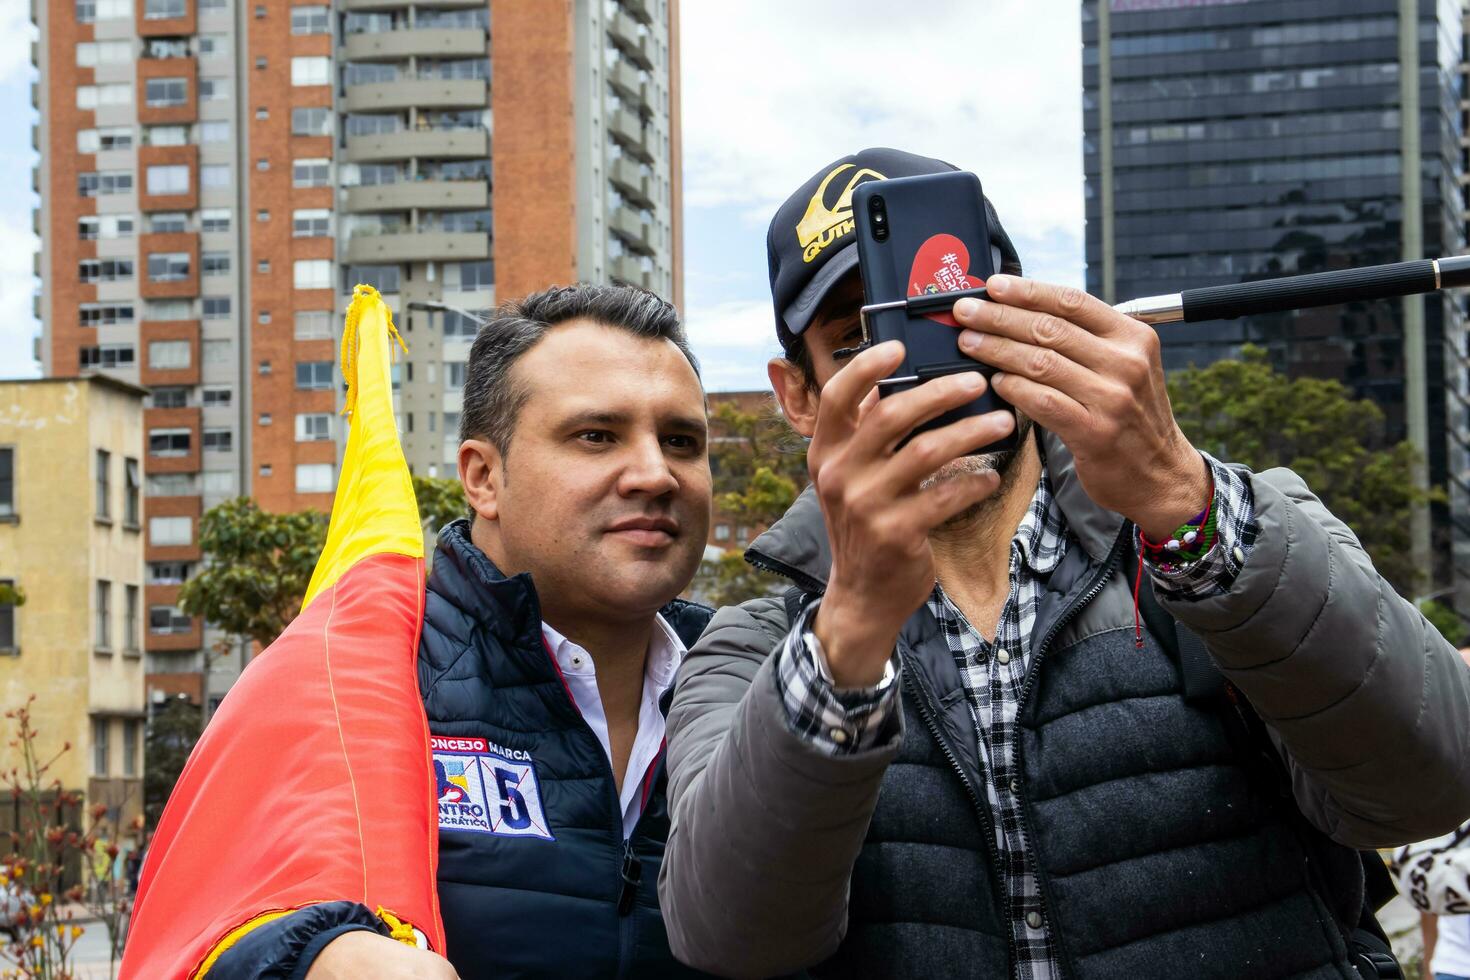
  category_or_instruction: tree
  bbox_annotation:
[143,697,201,827]
[412,474,467,535]
[690,400,809,605]
[1168,345,1440,595]
[178,498,328,650]
[1418,598,1466,648]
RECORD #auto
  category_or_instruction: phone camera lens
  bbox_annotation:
[869,195,889,242]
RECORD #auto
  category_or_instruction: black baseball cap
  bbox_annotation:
[766,147,1023,343]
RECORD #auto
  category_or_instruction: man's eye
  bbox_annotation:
[663,435,701,451]
[577,431,611,444]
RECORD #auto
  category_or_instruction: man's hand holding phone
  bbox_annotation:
[952,275,1211,540]
[808,340,1015,688]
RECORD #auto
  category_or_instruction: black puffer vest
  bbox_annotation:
[748,439,1369,980]
[418,520,714,980]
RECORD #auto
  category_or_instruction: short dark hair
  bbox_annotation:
[459,283,700,457]
[779,269,862,389]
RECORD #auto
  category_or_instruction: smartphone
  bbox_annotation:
[853,171,1015,453]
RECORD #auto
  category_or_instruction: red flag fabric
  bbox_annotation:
[122,287,444,978]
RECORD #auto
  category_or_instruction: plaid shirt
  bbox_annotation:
[774,453,1254,979]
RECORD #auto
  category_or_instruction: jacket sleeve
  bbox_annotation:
[205,901,389,980]
[1159,466,1470,848]
[658,597,901,978]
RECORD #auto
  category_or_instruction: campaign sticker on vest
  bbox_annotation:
[431,735,555,841]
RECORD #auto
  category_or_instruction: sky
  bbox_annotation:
[0,0,1085,391]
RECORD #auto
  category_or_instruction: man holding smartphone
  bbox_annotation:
[659,149,1470,979]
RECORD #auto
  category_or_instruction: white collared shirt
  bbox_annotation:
[540,614,684,839]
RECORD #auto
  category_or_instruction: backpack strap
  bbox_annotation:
[1122,544,1226,703]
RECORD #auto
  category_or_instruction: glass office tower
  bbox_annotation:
[1083,0,1470,604]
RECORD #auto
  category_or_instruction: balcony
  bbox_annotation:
[608,157,654,209]
[345,128,488,162]
[620,0,652,25]
[345,230,488,264]
[607,109,652,163]
[607,11,653,70]
[609,255,650,288]
[607,60,646,105]
[341,0,480,9]
[344,179,487,213]
[343,27,486,61]
[343,78,487,113]
[608,207,654,256]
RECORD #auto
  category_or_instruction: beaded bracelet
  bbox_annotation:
[1138,478,1217,571]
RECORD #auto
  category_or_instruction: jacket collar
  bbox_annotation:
[745,429,1125,591]
[427,519,713,649]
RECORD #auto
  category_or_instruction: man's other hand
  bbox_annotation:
[307,930,460,979]
[954,276,1211,540]
[808,340,1014,687]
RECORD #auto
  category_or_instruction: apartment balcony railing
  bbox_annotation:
[342,77,487,113]
[342,27,486,62]
[345,127,489,163]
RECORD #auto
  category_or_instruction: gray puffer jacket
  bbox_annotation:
[658,434,1470,979]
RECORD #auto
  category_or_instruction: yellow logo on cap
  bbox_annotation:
[797,163,886,263]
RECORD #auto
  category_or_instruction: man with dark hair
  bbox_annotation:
[659,149,1470,979]
[211,284,716,979]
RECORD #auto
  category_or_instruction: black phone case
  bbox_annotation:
[853,172,1016,452]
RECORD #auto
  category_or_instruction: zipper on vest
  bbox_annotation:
[745,551,827,596]
[615,839,641,979]
[903,667,1021,973]
[1010,524,1130,980]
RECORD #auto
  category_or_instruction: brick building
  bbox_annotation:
[30,0,682,713]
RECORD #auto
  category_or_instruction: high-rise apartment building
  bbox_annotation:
[31,0,681,711]
[1082,0,1470,606]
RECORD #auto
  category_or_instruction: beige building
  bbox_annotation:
[0,376,148,825]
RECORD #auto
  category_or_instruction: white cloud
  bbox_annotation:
[0,220,40,380]
[678,0,1084,246]
[0,4,36,87]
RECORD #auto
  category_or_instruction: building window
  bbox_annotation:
[143,0,184,17]
[202,296,231,319]
[258,361,271,375]
[77,39,134,66]
[145,300,192,321]
[291,107,331,137]
[144,124,188,146]
[292,209,330,238]
[123,719,139,775]
[145,474,195,497]
[148,340,190,370]
[124,458,140,526]
[255,158,269,172]
[148,605,192,634]
[202,428,233,453]
[77,126,134,153]
[290,4,328,33]
[201,208,231,232]
[257,260,271,273]
[148,212,188,234]
[443,311,479,339]
[148,252,191,283]
[202,470,236,494]
[714,524,731,542]
[295,463,334,493]
[79,345,135,369]
[199,120,230,142]
[77,215,135,240]
[290,56,331,87]
[201,164,232,188]
[459,260,494,291]
[79,260,134,284]
[148,428,191,458]
[95,449,111,519]
[292,158,330,187]
[149,387,188,409]
[0,578,16,652]
[295,361,334,390]
[293,259,332,290]
[202,252,230,276]
[202,339,232,364]
[294,310,333,340]
[148,515,192,546]
[295,413,332,442]
[79,171,134,197]
[0,448,13,517]
[257,210,270,222]
[124,585,139,652]
[76,83,132,108]
[144,77,187,107]
[259,413,272,426]
[92,718,109,777]
[145,164,189,196]
[80,303,135,328]
[95,580,112,650]
[257,311,271,324]
[345,264,400,293]
[443,361,466,390]
[147,561,190,584]
[202,387,232,406]
[198,78,229,101]
[198,32,227,55]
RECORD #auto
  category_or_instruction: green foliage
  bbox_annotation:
[1418,598,1466,648]
[1168,345,1439,595]
[412,474,468,533]
[0,582,24,607]
[690,400,809,606]
[143,697,201,827]
[178,498,328,649]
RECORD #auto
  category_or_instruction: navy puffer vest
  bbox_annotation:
[418,520,714,980]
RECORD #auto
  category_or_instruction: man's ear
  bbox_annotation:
[458,438,503,522]
[769,358,819,439]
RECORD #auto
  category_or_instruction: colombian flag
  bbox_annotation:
[122,286,446,978]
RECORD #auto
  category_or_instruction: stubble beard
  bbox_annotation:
[920,414,1035,528]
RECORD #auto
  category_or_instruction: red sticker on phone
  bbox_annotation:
[909,233,985,326]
